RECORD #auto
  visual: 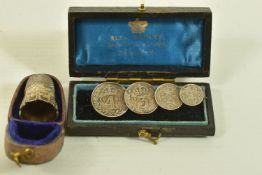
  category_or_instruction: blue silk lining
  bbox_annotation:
[75,17,204,67]
[9,77,63,145]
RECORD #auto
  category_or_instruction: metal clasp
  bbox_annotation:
[10,148,34,167]
[138,129,161,145]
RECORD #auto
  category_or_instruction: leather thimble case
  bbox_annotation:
[5,74,66,166]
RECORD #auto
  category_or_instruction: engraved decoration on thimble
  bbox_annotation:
[19,74,58,122]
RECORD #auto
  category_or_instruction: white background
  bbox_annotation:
[0,0,262,174]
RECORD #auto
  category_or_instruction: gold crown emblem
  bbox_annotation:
[128,19,148,33]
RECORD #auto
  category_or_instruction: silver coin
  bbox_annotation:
[179,84,204,106]
[91,82,128,117]
[124,82,158,114]
[155,83,183,110]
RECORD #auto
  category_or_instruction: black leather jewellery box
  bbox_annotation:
[66,6,215,141]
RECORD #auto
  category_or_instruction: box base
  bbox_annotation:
[66,81,215,137]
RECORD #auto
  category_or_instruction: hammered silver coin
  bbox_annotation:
[179,84,204,106]
[91,82,128,117]
[124,82,158,114]
[155,83,183,110]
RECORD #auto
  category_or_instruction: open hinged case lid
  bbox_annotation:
[67,6,215,138]
[68,6,212,79]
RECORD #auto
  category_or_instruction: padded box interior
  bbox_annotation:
[9,76,63,145]
[69,7,212,77]
[9,120,61,145]
[72,82,208,126]
[75,17,204,67]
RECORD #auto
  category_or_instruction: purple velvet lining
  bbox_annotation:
[9,120,61,145]
[8,76,63,145]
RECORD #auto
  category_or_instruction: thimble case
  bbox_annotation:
[67,7,215,137]
[5,74,66,164]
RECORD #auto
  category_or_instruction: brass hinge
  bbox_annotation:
[138,4,145,12]
[105,77,175,82]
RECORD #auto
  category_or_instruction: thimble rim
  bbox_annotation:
[19,100,59,122]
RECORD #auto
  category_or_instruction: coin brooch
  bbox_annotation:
[155,83,183,110]
[179,84,204,106]
[124,82,158,114]
[91,82,128,117]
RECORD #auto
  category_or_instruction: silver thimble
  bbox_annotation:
[20,74,58,122]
